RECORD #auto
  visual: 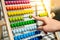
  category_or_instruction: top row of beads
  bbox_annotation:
[5,1,30,5]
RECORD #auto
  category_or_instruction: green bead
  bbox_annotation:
[24,21,27,25]
[12,18,16,21]
[17,22,20,26]
[27,21,30,24]
[9,18,13,22]
[15,22,18,27]
[14,23,17,27]
[15,17,18,21]
[19,22,22,26]
[22,22,25,25]
[29,15,32,18]
[18,17,21,20]
[20,16,23,20]
[10,24,14,28]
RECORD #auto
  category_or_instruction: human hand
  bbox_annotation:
[33,16,60,32]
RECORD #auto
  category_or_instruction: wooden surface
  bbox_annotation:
[1,0,14,40]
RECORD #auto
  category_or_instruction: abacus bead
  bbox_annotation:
[26,27,30,31]
[13,18,16,21]
[15,17,18,21]
[29,15,32,18]
[19,22,22,26]
[20,35,23,39]
[14,36,18,40]
[24,28,27,31]
[15,29,19,33]
[13,1,16,4]
[12,30,16,34]
[10,24,13,28]
[19,29,21,33]
[9,18,12,22]
[35,31,41,34]
[17,35,21,40]
[21,28,24,32]
[23,34,26,38]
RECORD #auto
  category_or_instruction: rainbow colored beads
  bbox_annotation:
[6,5,32,10]
[9,16,23,22]
[39,12,48,17]
[7,10,34,16]
[10,20,36,28]
[5,1,30,5]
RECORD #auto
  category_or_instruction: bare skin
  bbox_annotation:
[33,16,60,32]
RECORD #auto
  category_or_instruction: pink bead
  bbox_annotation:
[5,1,8,5]
[18,1,21,4]
[11,1,14,4]
[8,1,11,4]
[16,1,19,4]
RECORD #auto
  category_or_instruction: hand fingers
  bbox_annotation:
[37,26,43,30]
[32,16,46,22]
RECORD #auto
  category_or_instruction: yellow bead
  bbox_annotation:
[39,12,48,17]
[7,12,12,16]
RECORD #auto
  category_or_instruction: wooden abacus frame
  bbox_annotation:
[1,0,60,40]
[1,0,14,40]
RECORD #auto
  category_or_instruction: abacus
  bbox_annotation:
[1,0,54,40]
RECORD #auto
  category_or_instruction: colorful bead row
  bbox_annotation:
[12,25,37,34]
[7,10,34,16]
[5,1,30,5]
[14,31,41,40]
[10,20,36,28]
[6,5,32,10]
[9,16,23,22]
[39,12,48,17]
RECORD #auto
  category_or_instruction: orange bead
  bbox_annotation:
[15,6,17,10]
[9,6,13,10]
[6,6,10,10]
[12,6,15,10]
[17,6,20,9]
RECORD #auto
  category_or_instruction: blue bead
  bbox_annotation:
[35,31,41,34]
[25,33,29,37]
[17,35,21,40]
[20,35,24,39]
[35,38,39,40]
[14,36,18,40]
[23,34,26,38]
[31,32,35,36]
